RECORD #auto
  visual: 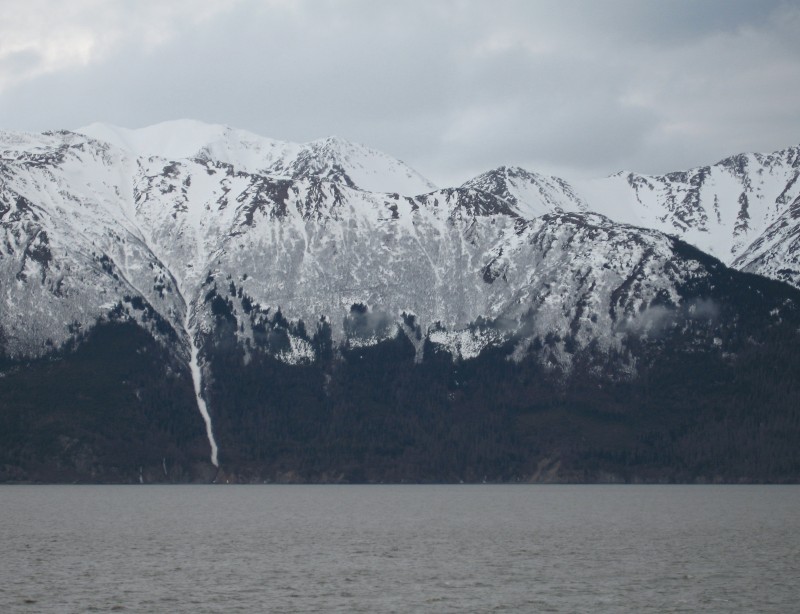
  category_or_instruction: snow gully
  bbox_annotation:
[185,311,219,467]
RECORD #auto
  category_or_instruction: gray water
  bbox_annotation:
[1,485,798,613]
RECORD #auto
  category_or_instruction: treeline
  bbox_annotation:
[203,313,800,483]
[2,292,799,483]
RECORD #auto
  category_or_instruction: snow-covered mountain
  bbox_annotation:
[4,123,777,366]
[2,121,800,482]
[461,165,588,217]
[465,147,800,288]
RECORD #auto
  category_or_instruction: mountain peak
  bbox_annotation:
[312,135,350,147]
[74,120,436,196]
[462,165,587,218]
[284,135,436,195]
[77,119,243,159]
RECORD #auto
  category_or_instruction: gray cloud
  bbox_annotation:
[1,0,798,186]
[0,49,41,78]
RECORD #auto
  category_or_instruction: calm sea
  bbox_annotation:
[1,485,798,613]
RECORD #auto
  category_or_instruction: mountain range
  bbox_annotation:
[1,121,799,483]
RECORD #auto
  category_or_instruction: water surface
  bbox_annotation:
[2,485,798,612]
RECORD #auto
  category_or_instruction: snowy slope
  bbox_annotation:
[579,149,800,264]
[733,194,800,286]
[465,147,800,288]
[0,129,186,357]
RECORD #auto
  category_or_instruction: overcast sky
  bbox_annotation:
[1,0,799,185]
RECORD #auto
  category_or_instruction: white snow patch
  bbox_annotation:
[277,335,316,365]
[428,328,500,360]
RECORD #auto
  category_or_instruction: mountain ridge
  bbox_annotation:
[77,121,438,197]
[69,121,800,291]
[463,146,800,288]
